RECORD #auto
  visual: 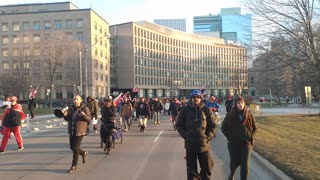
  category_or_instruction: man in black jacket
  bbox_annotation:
[176,90,218,180]
[136,97,150,133]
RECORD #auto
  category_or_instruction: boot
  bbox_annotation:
[68,166,77,173]
[157,120,160,124]
[106,148,111,154]
[81,151,88,164]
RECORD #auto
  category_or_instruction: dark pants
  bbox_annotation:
[100,125,113,150]
[186,150,214,180]
[69,135,85,166]
[227,142,253,180]
[29,109,34,119]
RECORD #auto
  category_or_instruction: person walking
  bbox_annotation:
[27,97,36,119]
[168,97,181,130]
[120,97,132,131]
[221,95,258,180]
[100,98,116,154]
[176,90,218,180]
[0,96,26,154]
[136,97,150,133]
[62,95,91,173]
[224,95,234,113]
[85,96,98,134]
[152,97,163,124]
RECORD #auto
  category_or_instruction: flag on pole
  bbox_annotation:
[132,87,139,93]
[29,85,39,99]
[113,93,123,107]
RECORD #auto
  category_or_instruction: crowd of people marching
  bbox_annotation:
[1,91,257,180]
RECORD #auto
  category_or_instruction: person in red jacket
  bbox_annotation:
[0,96,26,154]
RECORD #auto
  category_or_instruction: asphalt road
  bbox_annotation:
[1,107,308,180]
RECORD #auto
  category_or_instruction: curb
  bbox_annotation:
[251,151,292,180]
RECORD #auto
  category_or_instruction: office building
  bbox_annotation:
[0,2,110,102]
[154,19,187,32]
[194,8,253,67]
[110,21,248,98]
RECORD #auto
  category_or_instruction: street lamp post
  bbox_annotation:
[79,50,83,96]
[81,34,110,103]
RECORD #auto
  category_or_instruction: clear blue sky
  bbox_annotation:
[0,0,245,27]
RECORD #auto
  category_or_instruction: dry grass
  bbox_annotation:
[254,115,320,180]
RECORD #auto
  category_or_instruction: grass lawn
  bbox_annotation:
[254,114,320,179]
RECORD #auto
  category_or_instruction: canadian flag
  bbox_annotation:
[132,87,139,93]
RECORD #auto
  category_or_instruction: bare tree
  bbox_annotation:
[243,0,320,101]
[39,31,79,107]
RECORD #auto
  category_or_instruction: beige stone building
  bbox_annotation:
[110,21,248,98]
[0,2,110,102]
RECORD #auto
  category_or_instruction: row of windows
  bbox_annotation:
[134,49,246,65]
[2,62,109,83]
[1,47,108,60]
[134,65,246,80]
[134,76,247,88]
[134,38,245,56]
[1,20,84,32]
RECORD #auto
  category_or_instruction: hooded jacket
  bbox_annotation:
[176,102,218,153]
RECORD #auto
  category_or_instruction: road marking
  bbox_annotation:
[153,130,163,142]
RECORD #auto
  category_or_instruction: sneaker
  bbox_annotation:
[157,121,160,124]
[0,151,5,154]
[94,130,98,134]
[154,121,156,124]
[18,146,24,151]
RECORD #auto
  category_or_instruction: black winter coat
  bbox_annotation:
[176,102,218,153]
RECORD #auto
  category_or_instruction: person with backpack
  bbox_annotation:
[0,96,26,154]
[136,97,150,133]
[225,95,234,113]
[176,90,218,180]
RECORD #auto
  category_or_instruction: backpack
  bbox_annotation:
[3,108,22,127]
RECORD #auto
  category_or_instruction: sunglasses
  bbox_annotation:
[192,95,201,99]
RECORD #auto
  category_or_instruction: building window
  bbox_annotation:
[66,20,72,29]
[2,36,9,44]
[2,61,9,69]
[33,21,40,30]
[23,35,31,43]
[56,72,62,80]
[23,48,31,56]
[95,73,98,80]
[24,61,30,69]
[76,19,83,28]
[33,73,40,81]
[100,74,103,81]
[22,22,30,31]
[2,23,8,31]
[12,22,19,31]
[54,20,61,29]
[76,32,84,42]
[56,92,63,99]
[94,22,97,30]
[33,34,40,43]
[34,49,40,56]
[2,48,9,57]
[13,35,19,43]
[12,48,19,56]
[44,21,51,30]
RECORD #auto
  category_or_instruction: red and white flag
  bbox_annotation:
[29,85,39,99]
[132,87,139,93]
